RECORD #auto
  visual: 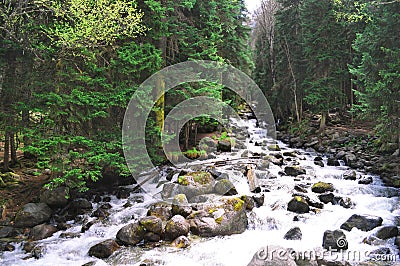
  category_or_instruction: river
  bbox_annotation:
[1,114,399,266]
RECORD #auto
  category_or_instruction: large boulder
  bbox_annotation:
[28,224,58,241]
[40,187,69,208]
[284,166,306,177]
[340,214,383,232]
[322,229,348,250]
[189,197,247,237]
[311,182,334,194]
[88,239,120,259]
[116,223,145,246]
[283,227,302,240]
[198,137,217,152]
[214,179,238,196]
[217,139,232,152]
[162,172,215,200]
[147,204,172,221]
[164,215,190,241]
[247,246,297,266]
[287,196,309,214]
[67,198,92,216]
[374,225,398,240]
[171,194,192,217]
[14,203,53,228]
[139,216,163,236]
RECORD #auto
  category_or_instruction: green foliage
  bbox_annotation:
[288,118,311,138]
[349,1,400,144]
[37,0,147,48]
[184,148,206,159]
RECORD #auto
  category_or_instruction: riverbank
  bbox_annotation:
[276,111,400,188]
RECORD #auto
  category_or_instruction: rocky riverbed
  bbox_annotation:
[0,111,399,266]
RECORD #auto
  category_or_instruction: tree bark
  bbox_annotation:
[10,132,17,165]
[3,132,10,172]
[320,111,328,131]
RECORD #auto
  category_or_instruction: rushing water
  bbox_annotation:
[1,116,399,266]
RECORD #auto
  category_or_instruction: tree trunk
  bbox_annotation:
[284,38,300,124]
[10,132,17,165]
[320,112,328,131]
[3,132,10,172]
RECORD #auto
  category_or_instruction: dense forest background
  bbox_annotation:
[0,0,399,192]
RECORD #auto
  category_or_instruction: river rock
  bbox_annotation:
[369,247,391,258]
[284,166,306,176]
[217,139,232,152]
[88,239,120,259]
[144,232,161,242]
[29,224,58,241]
[247,246,297,266]
[338,197,354,209]
[0,242,15,252]
[322,229,348,250]
[189,197,247,237]
[171,194,192,217]
[358,176,373,185]
[214,179,238,196]
[340,214,383,232]
[263,155,283,166]
[115,188,130,199]
[267,144,281,151]
[0,226,20,238]
[283,227,302,240]
[139,216,163,235]
[171,235,191,248]
[342,170,357,180]
[314,160,324,167]
[81,220,96,233]
[91,207,109,218]
[374,225,398,240]
[40,186,68,208]
[68,198,92,216]
[14,203,53,228]
[327,158,340,166]
[311,182,334,194]
[162,172,215,200]
[318,193,335,204]
[253,194,265,207]
[344,153,357,166]
[199,137,217,152]
[164,215,190,241]
[147,204,172,221]
[287,196,309,214]
[116,222,145,245]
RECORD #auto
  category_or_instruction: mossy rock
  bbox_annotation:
[287,196,309,214]
[311,182,334,193]
[267,144,281,151]
[178,172,214,187]
[223,197,245,212]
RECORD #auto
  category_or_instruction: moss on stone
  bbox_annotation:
[225,197,244,212]
[179,172,213,187]
[215,216,223,224]
[311,181,334,193]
